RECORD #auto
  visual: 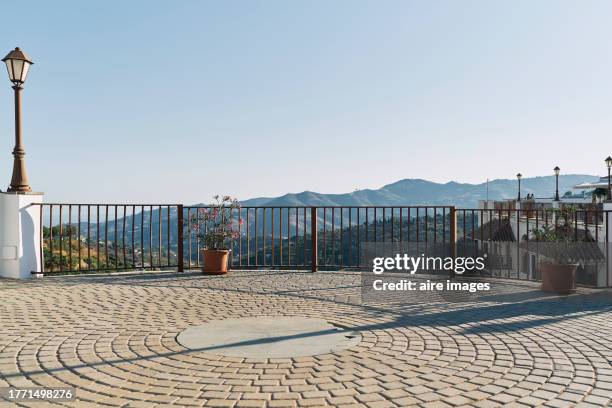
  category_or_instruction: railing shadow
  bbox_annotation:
[69,270,612,330]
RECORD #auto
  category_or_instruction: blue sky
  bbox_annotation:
[0,0,610,204]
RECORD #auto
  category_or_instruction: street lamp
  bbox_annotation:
[605,156,612,201]
[516,173,522,201]
[553,166,560,201]
[2,47,33,193]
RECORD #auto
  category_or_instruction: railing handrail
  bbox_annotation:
[184,205,456,209]
[32,202,182,206]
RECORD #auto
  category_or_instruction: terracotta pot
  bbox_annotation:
[201,249,229,275]
[540,262,577,294]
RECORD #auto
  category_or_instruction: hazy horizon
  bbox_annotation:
[0,1,610,204]
[207,173,602,205]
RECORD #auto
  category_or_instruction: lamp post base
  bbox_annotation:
[7,186,32,193]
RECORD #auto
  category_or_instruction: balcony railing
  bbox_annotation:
[183,205,456,271]
[35,203,183,274]
[32,203,612,288]
[35,204,457,274]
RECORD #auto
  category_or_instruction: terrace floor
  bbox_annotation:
[1,270,612,408]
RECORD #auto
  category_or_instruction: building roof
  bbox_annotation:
[573,176,610,190]
[470,218,516,242]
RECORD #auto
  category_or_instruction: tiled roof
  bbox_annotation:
[469,218,516,242]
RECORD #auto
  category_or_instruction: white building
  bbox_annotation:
[472,176,611,287]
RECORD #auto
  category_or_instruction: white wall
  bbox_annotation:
[0,192,43,279]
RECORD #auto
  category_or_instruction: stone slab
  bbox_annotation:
[176,316,362,358]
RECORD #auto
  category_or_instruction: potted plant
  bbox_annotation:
[528,206,579,294]
[191,195,241,275]
[591,187,607,203]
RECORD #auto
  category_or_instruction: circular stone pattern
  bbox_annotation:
[176,316,362,358]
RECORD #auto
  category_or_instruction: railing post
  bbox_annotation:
[177,204,184,272]
[449,206,456,279]
[311,207,317,272]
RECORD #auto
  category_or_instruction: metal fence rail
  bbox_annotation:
[182,205,455,271]
[455,208,609,287]
[34,203,183,274]
[32,203,612,287]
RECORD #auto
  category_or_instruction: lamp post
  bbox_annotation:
[2,47,33,193]
[605,156,612,201]
[516,173,522,201]
[553,166,560,201]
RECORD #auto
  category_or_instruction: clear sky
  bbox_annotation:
[0,0,610,204]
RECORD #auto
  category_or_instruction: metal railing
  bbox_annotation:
[35,204,456,274]
[35,203,183,274]
[454,208,609,287]
[32,203,612,287]
[183,205,455,271]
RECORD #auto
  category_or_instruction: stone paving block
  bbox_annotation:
[268,400,297,408]
[354,392,384,403]
[296,398,326,407]
[581,394,609,405]
[325,396,357,405]
[543,399,575,408]
[206,399,236,407]
[364,400,395,408]
[235,401,265,408]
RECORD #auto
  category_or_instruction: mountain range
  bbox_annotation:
[46,175,600,242]
[239,175,599,209]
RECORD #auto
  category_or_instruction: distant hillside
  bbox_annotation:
[43,174,599,270]
[57,174,598,247]
[240,175,599,209]
[44,174,601,271]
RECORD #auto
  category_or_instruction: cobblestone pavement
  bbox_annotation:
[1,270,612,407]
